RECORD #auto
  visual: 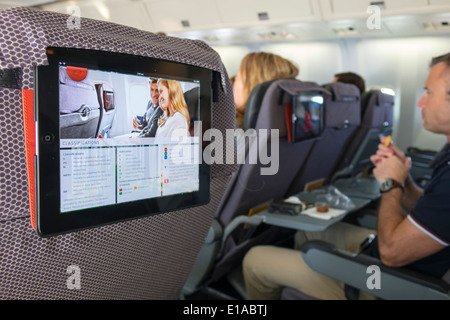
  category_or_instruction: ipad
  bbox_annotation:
[292,91,323,143]
[34,47,212,237]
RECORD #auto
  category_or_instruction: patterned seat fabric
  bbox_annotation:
[0,7,235,299]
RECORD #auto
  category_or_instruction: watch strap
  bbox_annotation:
[380,179,405,193]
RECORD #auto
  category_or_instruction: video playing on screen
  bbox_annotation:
[58,65,201,213]
[292,92,323,143]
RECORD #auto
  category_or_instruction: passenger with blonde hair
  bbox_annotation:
[155,79,190,138]
[234,52,299,128]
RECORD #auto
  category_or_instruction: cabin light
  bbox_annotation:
[258,31,277,40]
[332,27,358,36]
[423,20,450,32]
[204,36,220,42]
[423,22,436,31]
[257,31,295,40]
[381,88,395,96]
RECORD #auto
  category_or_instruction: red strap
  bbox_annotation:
[22,89,36,230]
[284,104,293,144]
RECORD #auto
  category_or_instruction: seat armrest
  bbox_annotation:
[300,240,450,300]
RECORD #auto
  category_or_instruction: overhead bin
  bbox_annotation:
[39,0,450,38]
[430,0,450,6]
[216,0,322,27]
[145,0,222,32]
[41,0,153,31]
[320,0,450,20]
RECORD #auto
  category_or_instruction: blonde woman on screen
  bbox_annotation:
[155,79,190,138]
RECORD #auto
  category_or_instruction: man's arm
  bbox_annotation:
[133,116,144,130]
[401,174,423,213]
[371,137,423,211]
[373,155,445,267]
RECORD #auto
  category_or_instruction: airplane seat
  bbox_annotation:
[281,286,318,300]
[286,82,361,195]
[406,146,439,188]
[95,82,117,138]
[59,67,101,139]
[281,240,450,300]
[328,89,394,228]
[0,7,236,299]
[332,89,394,181]
[183,78,331,297]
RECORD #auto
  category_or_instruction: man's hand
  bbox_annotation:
[133,117,143,130]
[372,154,411,184]
[370,136,406,166]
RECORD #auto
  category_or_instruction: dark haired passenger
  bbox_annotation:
[333,72,366,94]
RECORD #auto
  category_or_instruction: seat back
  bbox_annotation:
[0,7,235,299]
[184,86,200,136]
[332,89,394,180]
[287,82,361,194]
[218,78,329,226]
[207,78,329,283]
[95,82,117,138]
[59,67,101,139]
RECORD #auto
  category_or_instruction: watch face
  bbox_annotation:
[380,179,393,192]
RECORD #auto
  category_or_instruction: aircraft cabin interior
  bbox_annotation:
[0,0,449,304]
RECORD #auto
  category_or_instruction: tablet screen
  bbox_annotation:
[35,47,212,236]
[59,66,201,213]
[292,91,323,143]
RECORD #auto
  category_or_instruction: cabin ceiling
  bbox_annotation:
[1,0,450,45]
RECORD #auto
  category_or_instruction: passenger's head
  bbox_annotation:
[333,72,366,94]
[149,78,159,106]
[417,52,450,139]
[430,52,450,69]
[157,79,190,127]
[233,52,299,127]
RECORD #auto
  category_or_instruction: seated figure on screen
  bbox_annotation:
[155,79,191,138]
[134,78,164,138]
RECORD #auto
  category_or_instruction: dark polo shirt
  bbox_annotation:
[407,144,450,278]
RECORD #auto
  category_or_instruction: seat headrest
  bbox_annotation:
[361,90,394,127]
[243,78,330,140]
[244,80,277,130]
[322,82,361,128]
[323,82,360,102]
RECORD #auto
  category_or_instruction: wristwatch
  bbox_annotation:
[379,178,405,193]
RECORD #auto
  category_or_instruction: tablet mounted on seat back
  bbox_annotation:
[1,6,236,300]
[33,47,213,237]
